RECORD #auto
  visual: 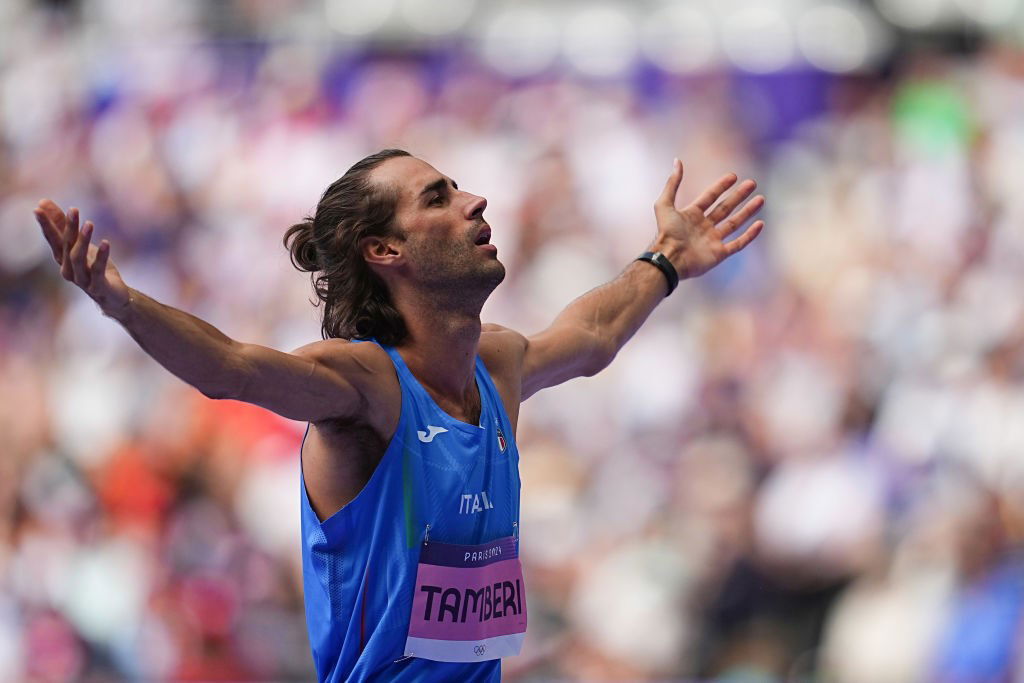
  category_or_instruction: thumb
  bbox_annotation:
[656,158,683,211]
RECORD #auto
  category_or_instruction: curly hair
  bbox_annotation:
[283,149,411,345]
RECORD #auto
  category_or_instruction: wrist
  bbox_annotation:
[648,235,689,280]
[636,251,679,297]
[100,289,134,322]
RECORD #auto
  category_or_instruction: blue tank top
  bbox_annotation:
[299,341,521,682]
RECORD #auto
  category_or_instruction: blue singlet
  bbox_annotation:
[299,340,522,682]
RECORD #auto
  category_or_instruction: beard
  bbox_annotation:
[406,231,506,311]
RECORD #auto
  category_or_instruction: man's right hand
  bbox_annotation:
[35,199,131,317]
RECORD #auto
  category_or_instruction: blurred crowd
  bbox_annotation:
[3,0,1024,681]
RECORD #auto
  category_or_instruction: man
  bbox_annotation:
[35,149,763,681]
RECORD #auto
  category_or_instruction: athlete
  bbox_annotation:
[35,148,764,681]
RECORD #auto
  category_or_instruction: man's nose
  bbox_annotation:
[465,193,487,220]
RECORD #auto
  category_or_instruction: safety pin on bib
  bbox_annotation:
[424,523,430,547]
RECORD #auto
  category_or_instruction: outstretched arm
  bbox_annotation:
[35,200,365,423]
[521,159,763,399]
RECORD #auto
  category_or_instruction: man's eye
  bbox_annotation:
[429,195,444,206]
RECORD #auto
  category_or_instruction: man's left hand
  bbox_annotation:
[653,158,765,279]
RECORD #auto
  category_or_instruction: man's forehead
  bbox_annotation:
[370,156,448,200]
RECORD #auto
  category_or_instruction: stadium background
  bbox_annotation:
[2,0,1024,680]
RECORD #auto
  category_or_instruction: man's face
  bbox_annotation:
[371,156,505,298]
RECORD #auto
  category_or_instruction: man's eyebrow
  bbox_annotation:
[418,177,456,200]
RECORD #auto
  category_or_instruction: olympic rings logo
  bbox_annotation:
[473,644,487,656]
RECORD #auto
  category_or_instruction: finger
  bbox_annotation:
[723,220,765,256]
[89,239,111,287]
[39,199,67,233]
[69,218,94,287]
[707,179,756,224]
[61,208,79,281]
[690,173,738,213]
[717,195,764,239]
[656,158,684,210]
[35,208,64,263]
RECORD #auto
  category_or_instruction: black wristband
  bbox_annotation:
[636,251,679,297]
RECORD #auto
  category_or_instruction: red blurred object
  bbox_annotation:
[95,443,174,533]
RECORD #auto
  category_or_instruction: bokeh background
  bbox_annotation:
[3,0,1024,680]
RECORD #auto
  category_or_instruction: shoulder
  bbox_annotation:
[290,338,400,408]
[479,325,527,426]
[481,323,527,343]
[480,324,528,384]
[291,337,392,369]
[480,324,528,367]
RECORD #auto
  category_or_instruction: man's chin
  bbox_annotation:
[482,259,506,289]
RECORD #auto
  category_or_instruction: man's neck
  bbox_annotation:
[393,293,482,405]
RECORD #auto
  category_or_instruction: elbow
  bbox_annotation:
[198,346,251,401]
[197,384,235,401]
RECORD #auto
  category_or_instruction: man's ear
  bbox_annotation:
[361,236,403,268]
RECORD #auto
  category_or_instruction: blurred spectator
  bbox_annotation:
[4,0,1024,680]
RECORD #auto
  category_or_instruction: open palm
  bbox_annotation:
[654,159,765,279]
[35,200,130,315]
